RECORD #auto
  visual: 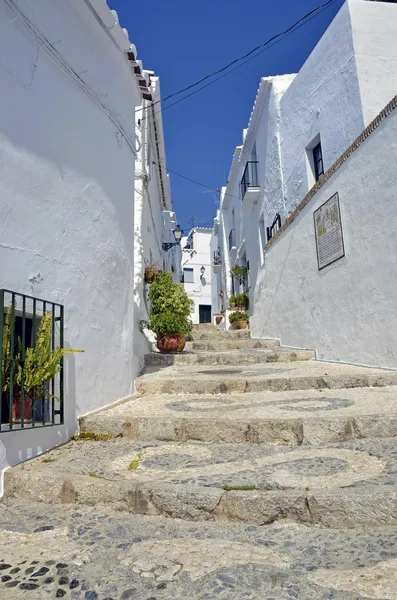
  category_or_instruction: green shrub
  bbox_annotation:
[229,311,248,325]
[148,272,193,337]
[149,313,192,337]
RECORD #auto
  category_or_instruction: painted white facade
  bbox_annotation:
[216,0,397,341]
[181,229,213,324]
[134,77,182,364]
[251,96,397,369]
[0,0,179,491]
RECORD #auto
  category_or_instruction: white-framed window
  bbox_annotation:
[183,268,194,283]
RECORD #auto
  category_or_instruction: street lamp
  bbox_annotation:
[162,225,183,251]
[200,266,205,278]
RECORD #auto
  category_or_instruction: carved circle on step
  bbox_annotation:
[165,396,354,414]
[122,539,289,582]
[308,558,397,599]
[166,397,237,412]
[267,397,355,412]
[131,446,385,490]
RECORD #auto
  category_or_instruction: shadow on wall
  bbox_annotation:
[0,344,77,497]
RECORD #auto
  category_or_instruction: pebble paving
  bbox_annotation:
[5,327,397,598]
[1,500,397,599]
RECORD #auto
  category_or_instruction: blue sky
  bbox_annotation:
[111,0,344,233]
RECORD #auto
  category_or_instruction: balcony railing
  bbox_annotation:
[266,213,282,242]
[228,229,236,251]
[240,161,259,198]
[0,289,64,432]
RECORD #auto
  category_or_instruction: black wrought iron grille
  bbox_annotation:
[0,289,64,432]
[240,161,259,198]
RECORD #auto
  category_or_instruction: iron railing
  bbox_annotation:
[266,213,282,241]
[240,161,259,198]
[0,289,64,432]
[228,229,236,251]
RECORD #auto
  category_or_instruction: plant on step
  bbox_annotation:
[144,262,162,284]
[228,294,237,308]
[149,312,192,337]
[229,311,248,325]
[148,272,193,352]
[234,293,249,310]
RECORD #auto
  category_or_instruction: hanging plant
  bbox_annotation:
[144,263,162,284]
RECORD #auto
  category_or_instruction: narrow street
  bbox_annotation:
[2,325,397,599]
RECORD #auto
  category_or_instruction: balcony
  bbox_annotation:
[213,250,222,274]
[240,161,260,210]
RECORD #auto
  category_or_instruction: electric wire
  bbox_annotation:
[144,0,339,111]
[138,0,339,123]
[153,161,241,202]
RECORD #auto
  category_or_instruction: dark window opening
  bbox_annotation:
[313,142,324,181]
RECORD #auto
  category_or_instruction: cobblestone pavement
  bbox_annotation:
[1,500,397,599]
[5,327,397,598]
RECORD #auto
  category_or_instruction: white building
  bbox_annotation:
[181,228,214,324]
[215,0,397,367]
[0,0,179,491]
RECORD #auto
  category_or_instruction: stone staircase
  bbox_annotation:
[5,326,397,531]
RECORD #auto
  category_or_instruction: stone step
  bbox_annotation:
[2,501,397,600]
[6,437,397,528]
[144,348,315,367]
[191,329,252,341]
[186,338,280,351]
[80,387,397,445]
[136,362,397,395]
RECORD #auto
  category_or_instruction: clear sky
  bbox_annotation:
[111,0,345,233]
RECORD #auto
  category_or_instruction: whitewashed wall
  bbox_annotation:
[217,0,397,321]
[251,103,397,369]
[182,229,213,324]
[0,0,142,486]
[133,77,178,368]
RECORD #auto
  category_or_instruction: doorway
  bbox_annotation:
[199,305,212,324]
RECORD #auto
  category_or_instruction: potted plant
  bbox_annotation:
[144,263,162,284]
[229,310,249,330]
[235,293,249,310]
[149,272,193,353]
[229,294,237,310]
[2,309,82,423]
[214,313,223,325]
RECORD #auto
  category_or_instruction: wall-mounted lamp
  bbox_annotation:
[162,225,183,251]
[200,265,205,279]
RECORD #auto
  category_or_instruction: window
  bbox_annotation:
[313,142,324,181]
[183,268,194,283]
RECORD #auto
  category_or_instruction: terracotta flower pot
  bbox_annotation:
[157,333,186,354]
[215,315,223,325]
[12,391,33,423]
[238,321,248,330]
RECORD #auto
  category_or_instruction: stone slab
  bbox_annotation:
[191,329,252,340]
[6,437,397,527]
[81,387,397,444]
[186,338,281,351]
[137,361,397,394]
[144,348,315,367]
